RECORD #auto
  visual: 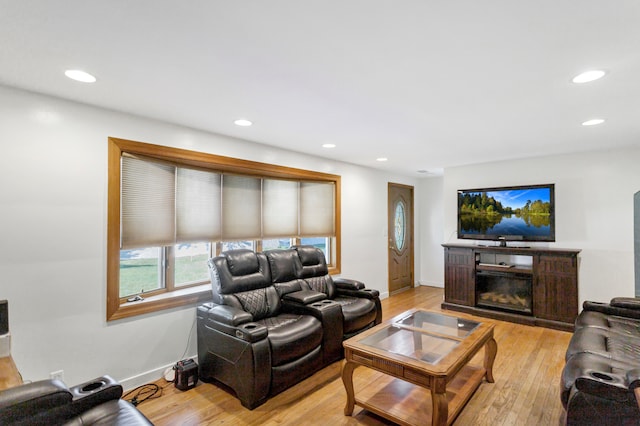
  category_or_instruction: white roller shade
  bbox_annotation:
[121,155,176,249]
[263,179,298,237]
[222,174,261,240]
[300,181,335,237]
[176,167,221,242]
[120,153,337,246]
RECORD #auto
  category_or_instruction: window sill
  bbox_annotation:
[107,284,212,321]
[108,266,339,322]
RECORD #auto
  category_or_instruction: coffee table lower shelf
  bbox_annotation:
[350,365,486,426]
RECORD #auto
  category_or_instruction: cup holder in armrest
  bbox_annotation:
[584,369,624,385]
[69,375,122,406]
[361,288,379,297]
[80,380,107,393]
[585,369,625,385]
[235,322,268,342]
[591,372,614,381]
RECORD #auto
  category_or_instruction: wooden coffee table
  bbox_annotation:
[342,309,497,426]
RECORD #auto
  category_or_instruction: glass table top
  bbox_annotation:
[358,311,481,364]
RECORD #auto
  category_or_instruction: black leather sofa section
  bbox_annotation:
[197,246,381,409]
[266,246,381,340]
[561,298,640,425]
[0,375,153,426]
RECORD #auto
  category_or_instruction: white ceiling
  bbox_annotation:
[1,1,639,177]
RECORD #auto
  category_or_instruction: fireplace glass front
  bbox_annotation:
[476,271,532,315]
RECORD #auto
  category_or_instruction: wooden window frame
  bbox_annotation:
[107,137,341,321]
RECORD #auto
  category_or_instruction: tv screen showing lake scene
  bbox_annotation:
[458,184,554,241]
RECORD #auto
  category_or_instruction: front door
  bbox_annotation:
[388,183,414,294]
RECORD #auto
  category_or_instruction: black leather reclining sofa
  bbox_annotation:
[197,245,381,409]
[561,298,640,425]
[0,375,153,425]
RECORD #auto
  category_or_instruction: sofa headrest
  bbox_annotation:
[265,249,301,283]
[224,249,260,276]
[209,250,271,301]
[294,246,328,277]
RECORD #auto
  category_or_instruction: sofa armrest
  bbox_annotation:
[333,280,382,326]
[333,278,365,290]
[68,375,122,414]
[197,304,267,343]
[336,287,380,299]
[0,377,150,426]
[583,301,640,320]
[282,290,326,305]
[574,372,630,403]
[334,278,380,299]
[611,297,640,310]
[0,380,71,421]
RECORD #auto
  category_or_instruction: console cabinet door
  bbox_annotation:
[533,254,578,323]
[444,247,475,306]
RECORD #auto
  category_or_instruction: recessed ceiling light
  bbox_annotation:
[376,157,388,162]
[64,69,96,83]
[572,70,606,84]
[234,119,252,127]
[417,170,429,174]
[322,143,336,148]
[582,118,605,126]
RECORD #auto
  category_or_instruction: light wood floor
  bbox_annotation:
[136,286,571,425]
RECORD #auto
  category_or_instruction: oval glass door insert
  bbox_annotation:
[394,201,406,251]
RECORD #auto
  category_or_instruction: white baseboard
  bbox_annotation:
[417,280,443,288]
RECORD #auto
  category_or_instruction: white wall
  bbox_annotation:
[416,176,445,286]
[418,149,640,305]
[0,85,417,388]
[8,81,633,392]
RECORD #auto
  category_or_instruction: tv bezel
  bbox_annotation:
[457,183,556,244]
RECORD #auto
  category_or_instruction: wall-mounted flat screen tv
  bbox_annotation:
[457,183,555,246]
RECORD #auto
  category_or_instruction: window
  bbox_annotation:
[261,239,293,251]
[220,240,255,252]
[174,242,211,287]
[300,237,331,262]
[107,137,341,321]
[119,247,162,297]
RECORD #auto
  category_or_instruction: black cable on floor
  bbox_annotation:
[123,383,162,406]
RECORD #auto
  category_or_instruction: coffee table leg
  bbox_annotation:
[341,361,358,415]
[431,380,448,426]
[484,337,497,383]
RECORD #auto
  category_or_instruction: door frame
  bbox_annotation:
[387,182,415,294]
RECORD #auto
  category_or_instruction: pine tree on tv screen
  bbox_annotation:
[458,186,553,238]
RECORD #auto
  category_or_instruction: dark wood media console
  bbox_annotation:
[442,244,580,331]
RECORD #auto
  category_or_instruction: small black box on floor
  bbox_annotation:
[174,359,198,391]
